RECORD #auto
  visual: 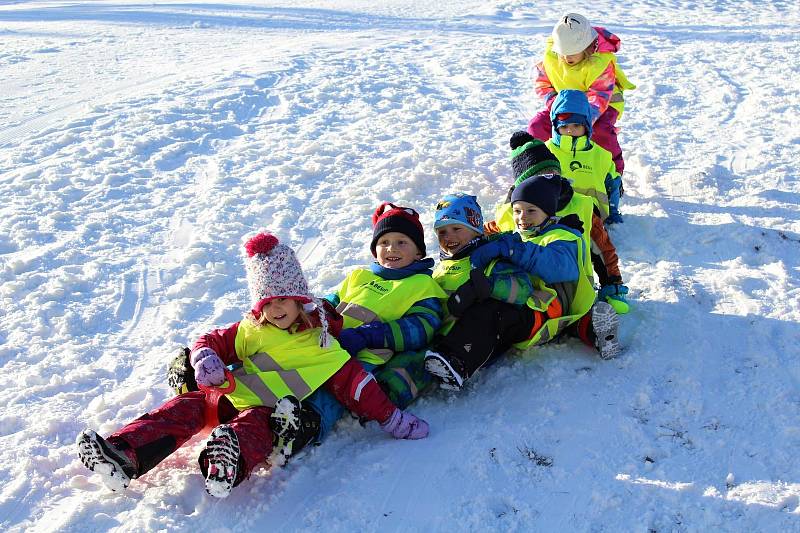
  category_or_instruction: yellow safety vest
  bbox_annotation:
[542,39,636,118]
[546,137,615,220]
[223,320,350,411]
[512,228,595,348]
[335,269,447,365]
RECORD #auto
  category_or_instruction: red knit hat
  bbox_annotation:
[370,202,426,257]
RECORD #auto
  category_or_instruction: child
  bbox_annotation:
[77,233,428,498]
[487,132,630,314]
[423,193,566,390]
[547,89,623,224]
[279,202,446,457]
[474,175,621,360]
[527,13,635,176]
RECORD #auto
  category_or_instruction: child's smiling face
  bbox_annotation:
[261,298,302,329]
[436,224,481,256]
[512,200,549,230]
[375,231,422,269]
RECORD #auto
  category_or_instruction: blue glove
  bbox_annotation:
[337,323,386,357]
[605,175,623,224]
[598,284,630,314]
[470,233,520,270]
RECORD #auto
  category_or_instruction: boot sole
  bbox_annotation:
[76,430,132,492]
[204,425,240,498]
[592,301,621,360]
[424,353,464,391]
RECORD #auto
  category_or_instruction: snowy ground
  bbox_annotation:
[2,0,800,531]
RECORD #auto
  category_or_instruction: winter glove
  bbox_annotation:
[380,408,429,439]
[447,269,492,318]
[598,284,630,315]
[336,323,386,357]
[605,175,623,224]
[190,347,226,387]
[557,213,584,234]
[167,346,198,394]
[470,233,521,271]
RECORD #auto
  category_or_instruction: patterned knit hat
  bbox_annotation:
[434,193,484,235]
[244,233,330,346]
[510,174,562,217]
[509,131,562,187]
[370,202,426,257]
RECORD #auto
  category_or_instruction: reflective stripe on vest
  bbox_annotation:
[511,227,596,349]
[226,320,350,410]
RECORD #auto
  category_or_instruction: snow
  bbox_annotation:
[2,0,800,531]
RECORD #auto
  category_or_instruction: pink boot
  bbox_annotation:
[380,408,429,440]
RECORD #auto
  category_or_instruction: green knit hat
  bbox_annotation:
[509,131,561,187]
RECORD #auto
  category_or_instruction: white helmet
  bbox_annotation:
[551,13,598,56]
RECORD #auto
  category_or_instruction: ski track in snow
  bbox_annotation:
[1,0,800,531]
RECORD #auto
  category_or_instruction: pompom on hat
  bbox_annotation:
[244,232,330,347]
[509,131,562,187]
[370,202,427,257]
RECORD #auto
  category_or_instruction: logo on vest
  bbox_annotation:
[570,160,593,172]
[364,280,390,294]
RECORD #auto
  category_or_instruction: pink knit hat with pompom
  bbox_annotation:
[244,232,330,347]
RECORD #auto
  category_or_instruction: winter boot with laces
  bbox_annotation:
[76,429,137,492]
[269,396,320,462]
[202,425,241,498]
[424,351,467,391]
[591,301,620,360]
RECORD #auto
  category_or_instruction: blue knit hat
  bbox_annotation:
[510,175,562,217]
[434,193,484,235]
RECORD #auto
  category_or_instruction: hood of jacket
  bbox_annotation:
[550,89,594,150]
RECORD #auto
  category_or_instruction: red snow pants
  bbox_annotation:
[109,391,272,482]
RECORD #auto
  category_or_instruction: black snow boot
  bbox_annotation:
[167,346,198,394]
[424,351,468,391]
[270,396,321,462]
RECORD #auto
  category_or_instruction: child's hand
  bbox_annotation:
[447,270,491,318]
[190,348,226,387]
[469,233,519,270]
[336,328,368,357]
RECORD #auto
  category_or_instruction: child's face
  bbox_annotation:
[436,224,481,256]
[375,231,422,269]
[557,123,587,137]
[262,298,302,329]
[512,201,549,230]
[560,51,586,66]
